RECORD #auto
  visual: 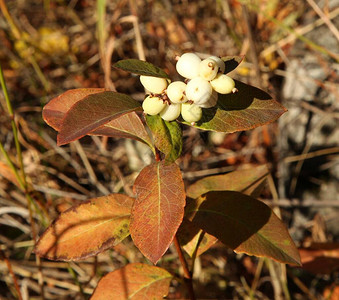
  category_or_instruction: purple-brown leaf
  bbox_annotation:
[42,88,108,130]
[57,91,141,145]
[179,165,269,257]
[43,89,151,146]
[186,191,301,266]
[183,80,287,133]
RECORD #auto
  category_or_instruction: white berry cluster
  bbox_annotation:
[141,53,237,124]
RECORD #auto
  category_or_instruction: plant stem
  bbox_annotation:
[0,65,27,188]
[0,250,23,300]
[0,64,46,298]
[173,235,196,300]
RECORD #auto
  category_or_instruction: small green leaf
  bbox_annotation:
[221,55,244,74]
[181,80,287,133]
[146,115,182,162]
[113,59,169,78]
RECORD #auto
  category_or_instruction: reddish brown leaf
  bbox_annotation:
[43,89,151,146]
[93,112,153,148]
[186,191,301,266]
[91,263,172,300]
[186,165,269,199]
[42,88,108,130]
[184,80,287,133]
[57,91,142,145]
[131,161,185,264]
[35,194,134,261]
[299,242,339,274]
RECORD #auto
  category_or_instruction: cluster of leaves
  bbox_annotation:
[35,58,300,299]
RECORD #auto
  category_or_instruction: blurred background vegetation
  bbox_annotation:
[0,0,338,299]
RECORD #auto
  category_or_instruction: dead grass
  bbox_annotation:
[0,0,338,299]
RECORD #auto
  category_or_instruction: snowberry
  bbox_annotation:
[185,77,212,106]
[142,96,166,115]
[176,53,201,79]
[167,81,188,104]
[209,56,225,73]
[160,103,181,121]
[198,90,218,108]
[140,75,168,94]
[210,74,235,94]
[199,58,218,81]
[181,103,202,123]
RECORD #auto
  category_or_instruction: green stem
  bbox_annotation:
[0,65,27,188]
[0,64,46,297]
[0,64,48,226]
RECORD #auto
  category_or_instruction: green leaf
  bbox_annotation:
[186,191,301,266]
[91,263,172,300]
[131,161,186,264]
[57,91,141,146]
[221,55,244,74]
[146,115,182,162]
[93,112,154,151]
[181,80,287,133]
[113,59,169,78]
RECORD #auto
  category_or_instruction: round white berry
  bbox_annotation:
[142,96,166,115]
[160,103,181,121]
[209,56,225,73]
[140,75,168,94]
[185,77,212,105]
[210,74,235,94]
[198,90,218,108]
[199,58,218,81]
[176,53,201,79]
[166,81,188,104]
[181,103,202,123]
